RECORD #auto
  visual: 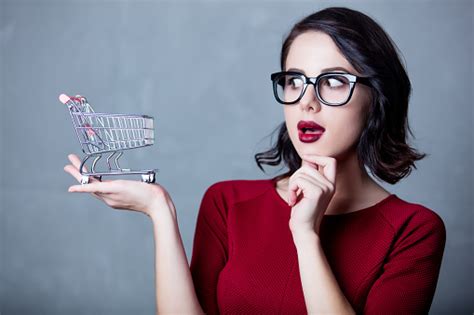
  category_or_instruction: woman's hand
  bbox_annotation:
[287,154,337,236]
[63,154,176,221]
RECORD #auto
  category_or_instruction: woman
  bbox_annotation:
[65,7,446,314]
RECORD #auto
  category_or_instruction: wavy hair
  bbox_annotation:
[254,7,427,185]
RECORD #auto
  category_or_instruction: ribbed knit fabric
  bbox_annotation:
[189,178,446,314]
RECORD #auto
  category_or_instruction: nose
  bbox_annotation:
[298,84,321,112]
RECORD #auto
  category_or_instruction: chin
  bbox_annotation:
[296,147,325,157]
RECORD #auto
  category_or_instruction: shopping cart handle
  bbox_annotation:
[59,93,71,104]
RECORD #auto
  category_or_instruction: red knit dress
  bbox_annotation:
[189,178,446,314]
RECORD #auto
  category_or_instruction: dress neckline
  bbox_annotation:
[268,177,397,218]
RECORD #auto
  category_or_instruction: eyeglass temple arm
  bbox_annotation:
[356,76,371,86]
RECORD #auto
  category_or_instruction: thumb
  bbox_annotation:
[301,158,319,171]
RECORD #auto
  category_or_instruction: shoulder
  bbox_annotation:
[202,178,273,205]
[379,195,446,244]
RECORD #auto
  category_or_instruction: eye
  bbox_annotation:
[328,78,343,87]
[321,75,348,89]
[286,76,304,89]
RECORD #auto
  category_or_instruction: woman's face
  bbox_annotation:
[283,31,372,160]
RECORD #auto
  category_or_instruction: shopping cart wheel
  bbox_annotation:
[81,175,90,185]
[141,173,155,183]
[93,175,102,182]
[81,175,101,184]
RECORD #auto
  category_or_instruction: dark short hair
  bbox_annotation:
[254,6,427,185]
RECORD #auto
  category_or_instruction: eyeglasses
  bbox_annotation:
[270,71,371,106]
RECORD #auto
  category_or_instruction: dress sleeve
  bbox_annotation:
[190,183,229,315]
[362,210,446,314]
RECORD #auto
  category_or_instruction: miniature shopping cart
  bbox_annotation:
[59,93,157,184]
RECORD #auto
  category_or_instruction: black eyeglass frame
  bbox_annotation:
[270,71,372,106]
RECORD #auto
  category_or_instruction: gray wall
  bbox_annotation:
[1,0,472,314]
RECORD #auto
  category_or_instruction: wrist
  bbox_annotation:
[149,207,179,236]
[147,195,177,224]
[291,228,320,248]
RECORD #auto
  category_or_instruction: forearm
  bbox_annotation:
[292,231,355,315]
[150,208,204,315]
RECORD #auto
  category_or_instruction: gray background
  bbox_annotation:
[1,0,472,314]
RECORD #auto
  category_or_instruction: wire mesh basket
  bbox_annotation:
[60,93,157,184]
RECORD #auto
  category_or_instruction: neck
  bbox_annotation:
[324,150,386,215]
[331,151,371,200]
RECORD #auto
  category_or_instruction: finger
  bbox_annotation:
[288,171,304,205]
[291,172,325,198]
[288,177,310,206]
[91,192,105,201]
[301,154,337,184]
[65,154,110,184]
[64,162,104,200]
[288,173,321,206]
[68,154,89,172]
[300,160,334,189]
[68,181,116,194]
[63,164,83,183]
[301,158,319,171]
[63,164,109,185]
[67,154,101,181]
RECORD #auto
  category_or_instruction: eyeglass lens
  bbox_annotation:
[275,73,352,105]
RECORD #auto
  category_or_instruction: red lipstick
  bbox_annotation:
[298,120,325,143]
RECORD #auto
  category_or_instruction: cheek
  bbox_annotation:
[284,107,298,139]
[328,110,367,148]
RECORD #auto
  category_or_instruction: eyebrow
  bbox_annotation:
[287,67,351,74]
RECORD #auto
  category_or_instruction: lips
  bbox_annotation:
[297,120,325,143]
[298,120,325,132]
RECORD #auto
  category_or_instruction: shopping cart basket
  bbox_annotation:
[59,93,157,184]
